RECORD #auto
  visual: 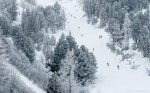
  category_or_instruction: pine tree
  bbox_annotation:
[54,2,61,15]
[51,33,68,72]
[50,35,56,46]
[59,50,75,93]
[107,18,122,42]
[66,33,77,51]
[131,16,142,44]
[122,13,131,50]
[0,29,9,59]
[43,35,51,61]
[11,26,35,63]
[24,36,35,63]
[7,0,17,21]
[100,8,108,27]
[0,15,11,37]
[74,45,97,86]
[47,72,62,93]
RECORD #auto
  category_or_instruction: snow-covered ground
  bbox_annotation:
[37,0,150,93]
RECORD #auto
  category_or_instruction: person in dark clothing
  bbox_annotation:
[117,65,119,69]
[107,63,109,66]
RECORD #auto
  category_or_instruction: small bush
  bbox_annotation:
[116,49,124,55]
[106,43,116,53]
[122,54,133,61]
[146,68,150,76]
[131,65,140,70]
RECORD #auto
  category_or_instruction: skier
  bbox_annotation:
[99,35,102,39]
[93,48,94,51]
[107,63,109,66]
[81,34,83,37]
[117,65,119,69]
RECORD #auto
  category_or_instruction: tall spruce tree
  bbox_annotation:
[74,45,97,86]
[51,33,68,72]
[122,13,131,50]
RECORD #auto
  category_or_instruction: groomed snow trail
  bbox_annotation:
[37,0,150,93]
[4,61,46,93]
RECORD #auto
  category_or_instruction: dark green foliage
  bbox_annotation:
[43,35,52,61]
[43,3,66,32]
[33,31,44,44]
[66,33,77,50]
[50,33,77,72]
[131,10,150,58]
[22,2,66,38]
[74,45,97,86]
[11,26,35,63]
[6,0,17,21]
[50,35,56,46]
[54,1,61,15]
[47,73,62,93]
[131,16,142,44]
[0,16,11,37]
[0,0,17,22]
[22,8,46,37]
[51,34,68,72]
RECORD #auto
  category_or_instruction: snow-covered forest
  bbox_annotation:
[0,0,150,93]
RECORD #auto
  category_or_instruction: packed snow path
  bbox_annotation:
[37,0,150,93]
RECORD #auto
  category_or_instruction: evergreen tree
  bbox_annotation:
[107,18,122,42]
[59,50,75,93]
[131,16,142,44]
[50,35,56,46]
[139,25,150,57]
[51,33,68,72]
[66,33,77,51]
[100,8,108,27]
[24,36,35,63]
[7,0,17,21]
[47,72,62,93]
[11,26,35,63]
[0,15,11,37]
[54,2,61,15]
[74,45,97,86]
[43,35,51,61]
[122,13,131,50]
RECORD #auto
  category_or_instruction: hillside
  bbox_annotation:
[0,0,150,93]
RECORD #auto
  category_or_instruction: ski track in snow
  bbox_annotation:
[38,0,150,93]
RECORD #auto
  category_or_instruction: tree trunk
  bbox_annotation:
[69,66,71,93]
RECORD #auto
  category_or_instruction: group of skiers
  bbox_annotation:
[80,33,120,69]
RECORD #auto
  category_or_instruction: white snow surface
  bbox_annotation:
[38,0,150,93]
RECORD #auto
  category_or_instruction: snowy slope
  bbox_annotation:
[38,0,150,93]
[0,37,46,93]
[4,61,46,93]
